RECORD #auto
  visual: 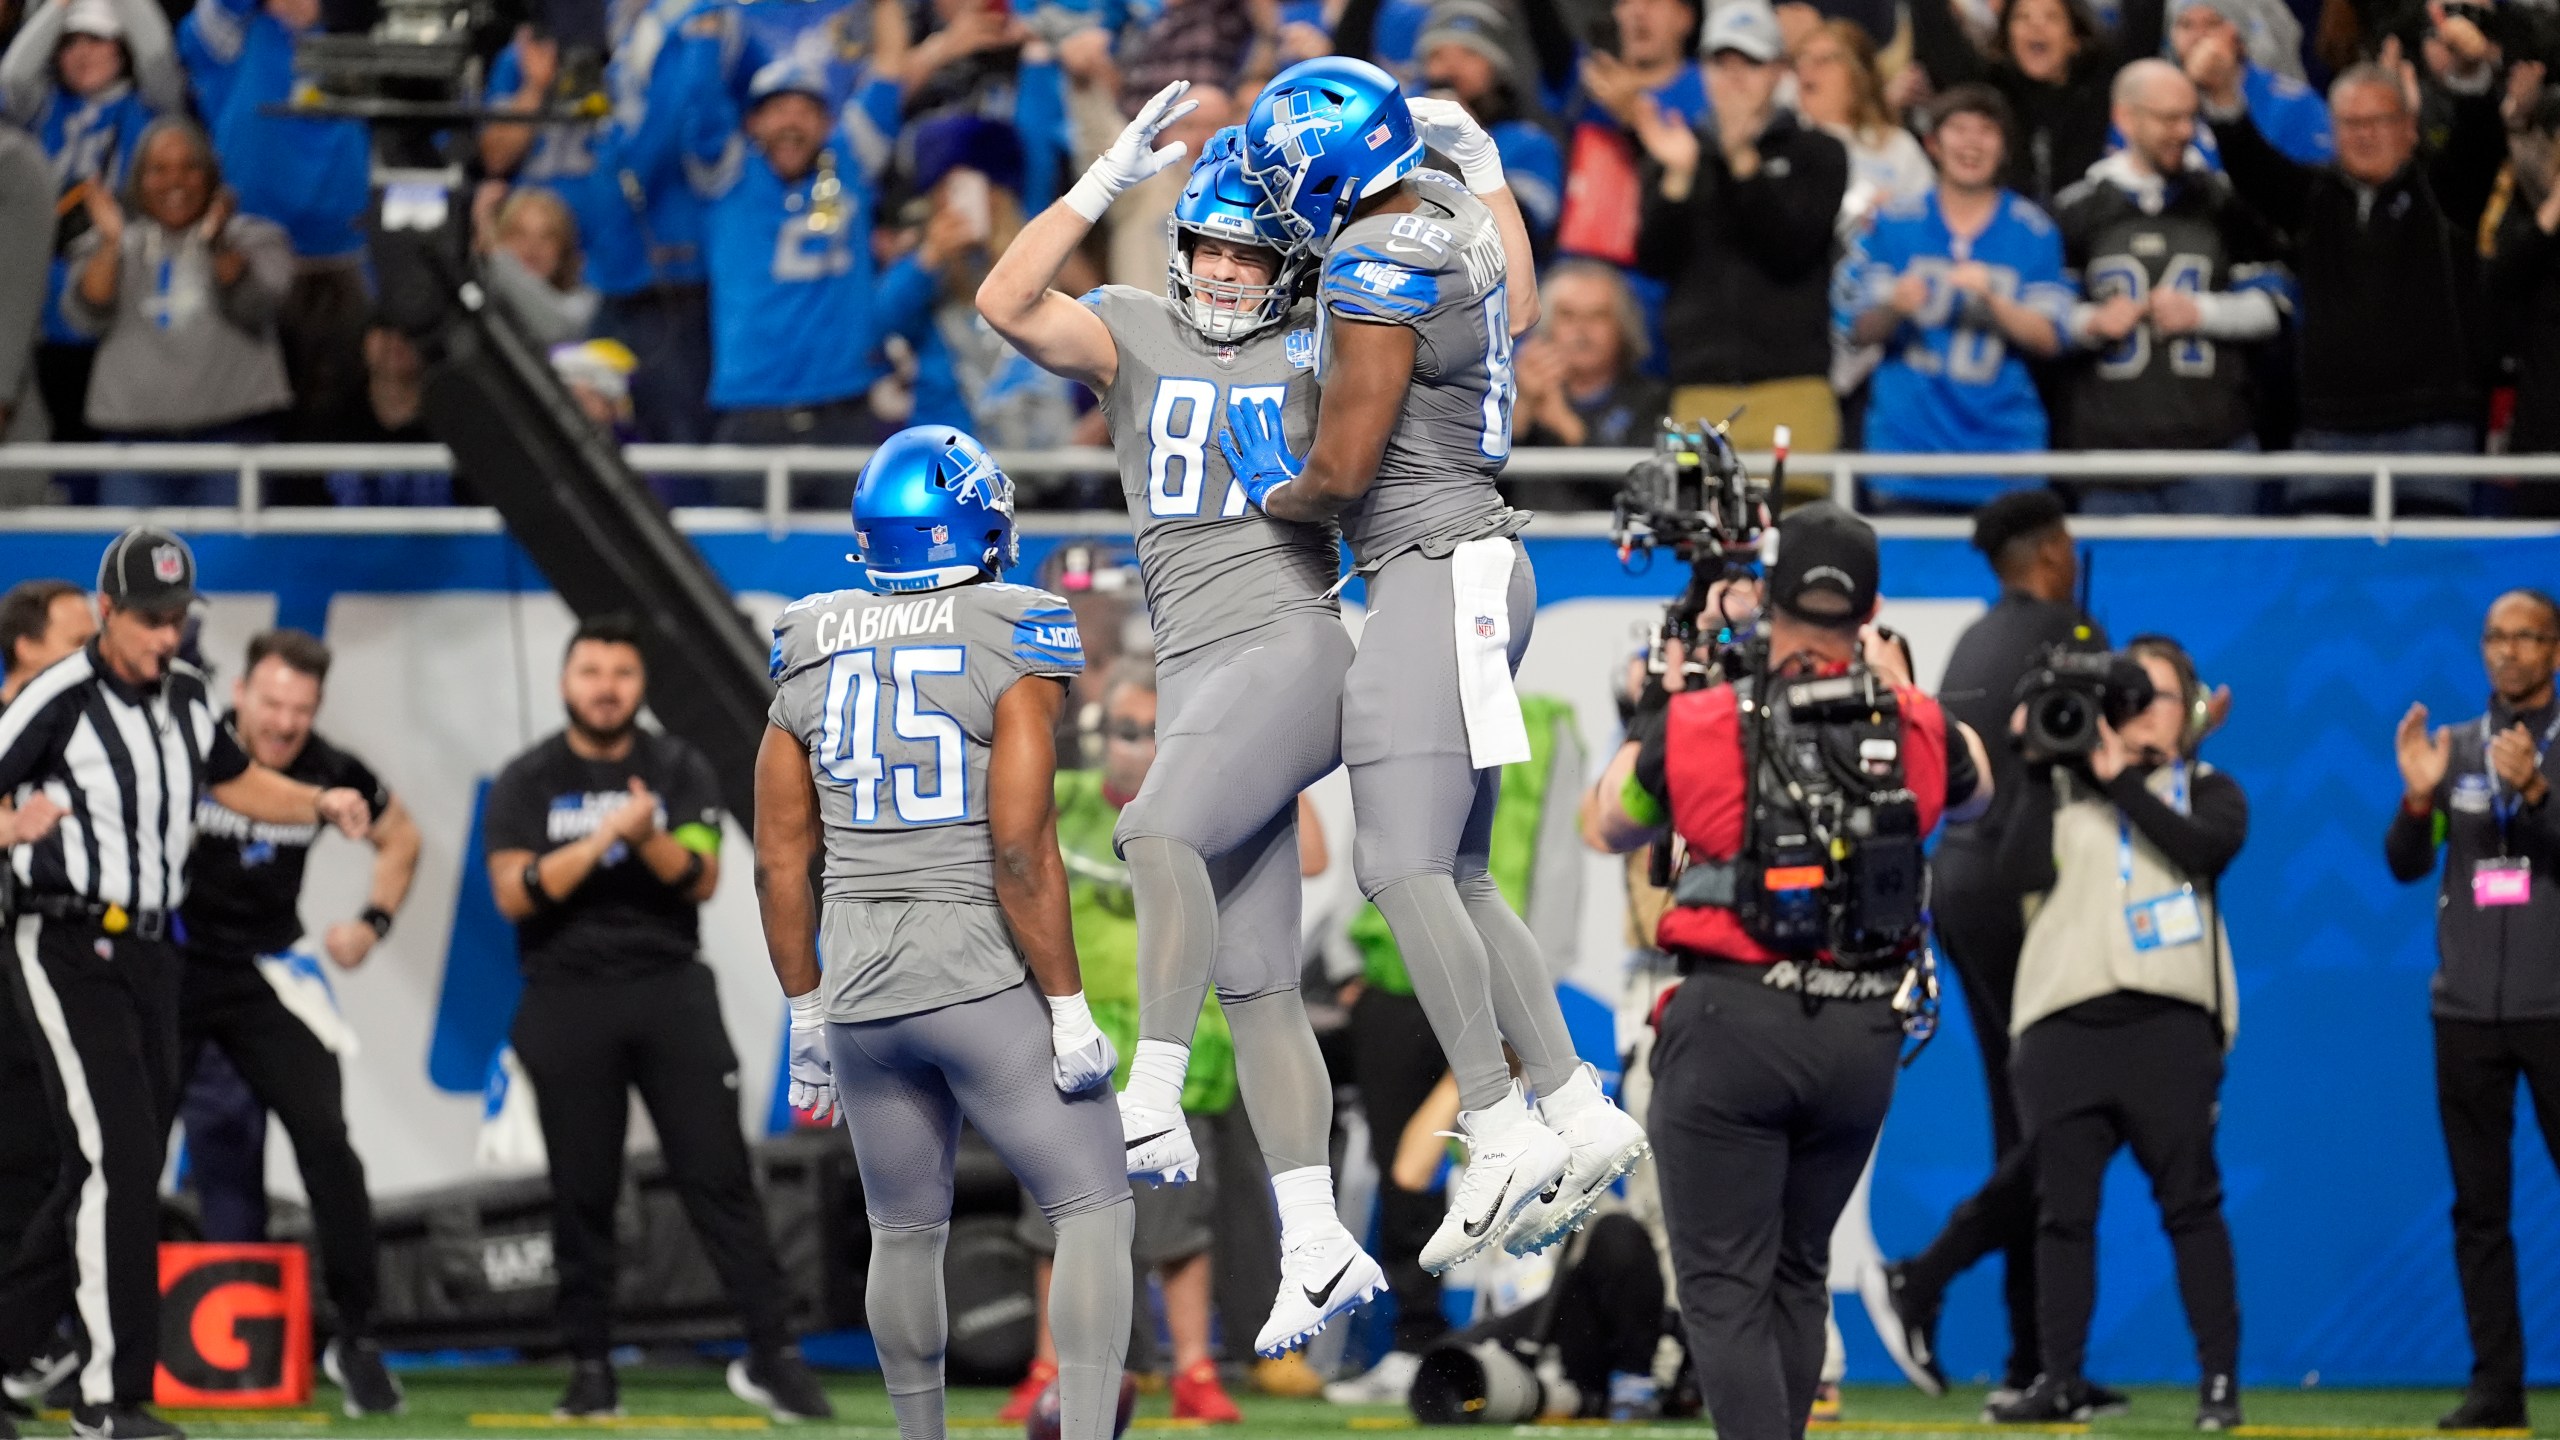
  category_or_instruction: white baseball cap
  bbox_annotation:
[1703,0,1781,61]
[63,0,124,41]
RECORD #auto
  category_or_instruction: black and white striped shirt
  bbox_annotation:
[0,643,249,912]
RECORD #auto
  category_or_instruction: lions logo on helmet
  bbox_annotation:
[1238,58,1422,249]
[851,427,1020,593]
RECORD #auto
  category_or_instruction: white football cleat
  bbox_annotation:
[1502,1064,1651,1257]
[1419,1085,1569,1275]
[1119,1091,1200,1185]
[1254,1222,1385,1356]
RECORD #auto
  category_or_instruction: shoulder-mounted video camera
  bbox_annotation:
[2014,646,2157,758]
[1611,418,1784,692]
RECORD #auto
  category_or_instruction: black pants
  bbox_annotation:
[179,1047,271,1242]
[2013,1002,2239,1385]
[0,915,183,1405]
[0,968,61,1268]
[177,955,382,1336]
[510,964,791,1360]
[2433,1015,2560,1401]
[1348,986,1453,1354]
[1903,853,2040,1382]
[1649,969,1902,1440]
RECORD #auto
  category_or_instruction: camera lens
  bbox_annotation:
[2034,690,2094,752]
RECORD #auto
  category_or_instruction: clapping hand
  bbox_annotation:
[2396,702,2453,802]
[2489,722,2551,800]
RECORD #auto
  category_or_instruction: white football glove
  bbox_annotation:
[1046,990,1119,1094]
[786,990,839,1125]
[1065,80,1200,222]
[1407,96,1505,194]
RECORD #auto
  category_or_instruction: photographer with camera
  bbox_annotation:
[1584,502,1989,1440]
[1986,636,2246,1430]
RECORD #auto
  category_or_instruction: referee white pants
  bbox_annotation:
[0,914,184,1406]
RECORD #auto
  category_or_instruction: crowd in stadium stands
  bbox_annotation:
[0,0,2554,512]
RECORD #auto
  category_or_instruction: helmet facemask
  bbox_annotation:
[1166,219,1300,343]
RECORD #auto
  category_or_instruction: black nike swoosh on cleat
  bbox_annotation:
[1303,1257,1357,1309]
[1127,1129,1176,1151]
[1461,1178,1513,1238]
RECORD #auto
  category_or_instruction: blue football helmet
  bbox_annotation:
[850,427,1018,593]
[1167,127,1307,343]
[1238,58,1423,250]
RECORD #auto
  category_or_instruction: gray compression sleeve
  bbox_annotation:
[1372,873,1512,1112]
[1223,989,1332,1171]
[1050,1198,1136,1440]
[1127,835,1218,1047]
[866,1222,950,1440]
[1459,870,1579,1100]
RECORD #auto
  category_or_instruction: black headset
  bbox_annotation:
[2126,633,2210,759]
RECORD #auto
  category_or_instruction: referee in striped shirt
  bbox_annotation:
[0,528,372,1440]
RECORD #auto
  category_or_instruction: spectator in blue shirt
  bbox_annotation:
[179,0,374,441]
[1836,84,2070,512]
[2170,0,2330,164]
[688,59,965,499]
[1416,0,1564,248]
[480,4,721,443]
[0,0,183,446]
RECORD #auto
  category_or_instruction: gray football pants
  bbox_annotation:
[1115,613,1352,1171]
[828,979,1134,1440]
[1345,542,1579,1113]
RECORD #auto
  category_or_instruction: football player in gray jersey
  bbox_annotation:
[755,428,1134,1440]
[1228,61,1650,1274]
[976,85,1386,1356]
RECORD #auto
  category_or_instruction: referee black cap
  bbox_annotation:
[97,526,198,616]
[1767,502,1878,627]
[1971,488,2067,559]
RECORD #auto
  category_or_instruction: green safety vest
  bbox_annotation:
[1052,768,1238,1116]
[1351,694,1583,996]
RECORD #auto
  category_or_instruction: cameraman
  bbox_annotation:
[1988,637,2245,1430]
[1583,503,1988,1440]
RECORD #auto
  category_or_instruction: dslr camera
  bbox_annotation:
[2014,647,2156,758]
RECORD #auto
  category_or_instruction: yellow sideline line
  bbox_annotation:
[2231,1429,2535,1439]
[466,1415,771,1430]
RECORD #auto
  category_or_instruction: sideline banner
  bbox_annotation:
[2,526,2550,1387]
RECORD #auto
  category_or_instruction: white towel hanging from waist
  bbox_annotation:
[1450,536,1531,769]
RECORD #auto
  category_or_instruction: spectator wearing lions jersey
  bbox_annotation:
[177,628,420,1415]
[2053,60,2292,513]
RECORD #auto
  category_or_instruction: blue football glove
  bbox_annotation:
[1046,990,1119,1094]
[1218,396,1304,511]
[786,991,839,1125]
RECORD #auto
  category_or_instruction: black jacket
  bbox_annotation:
[2209,97,2503,433]
[1904,0,2163,208]
[2385,697,2560,1022]
[1634,111,1847,386]
[2489,205,2560,455]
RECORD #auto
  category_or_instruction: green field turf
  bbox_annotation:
[9,1370,2549,1440]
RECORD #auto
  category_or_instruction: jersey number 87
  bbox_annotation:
[1148,380,1289,518]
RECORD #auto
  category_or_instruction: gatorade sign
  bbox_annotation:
[156,1244,311,1407]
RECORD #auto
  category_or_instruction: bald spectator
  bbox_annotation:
[2202,18,2508,514]
[2052,60,2290,512]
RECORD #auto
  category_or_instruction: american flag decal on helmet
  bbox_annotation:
[1365,123,1391,150]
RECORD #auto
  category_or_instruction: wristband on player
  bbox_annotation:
[360,905,394,939]
[675,850,707,892]
[787,987,826,1031]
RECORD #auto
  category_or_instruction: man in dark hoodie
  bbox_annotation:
[2204,20,2507,514]
[1629,0,1847,457]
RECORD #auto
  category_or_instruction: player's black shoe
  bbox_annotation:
[2196,1374,2243,1432]
[728,1350,834,1423]
[70,1404,185,1440]
[553,1360,622,1419]
[2438,1390,2528,1431]
[1874,1262,1947,1396]
[1985,1375,2095,1424]
[324,1339,405,1417]
[2087,1382,2133,1417]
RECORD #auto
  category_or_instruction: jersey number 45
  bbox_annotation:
[819,646,966,824]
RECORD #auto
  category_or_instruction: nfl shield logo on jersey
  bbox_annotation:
[151,544,184,583]
[1285,328,1316,369]
[1216,344,1239,366]
[1473,615,1496,639]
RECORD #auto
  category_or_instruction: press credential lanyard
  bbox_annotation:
[2118,761,2191,891]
